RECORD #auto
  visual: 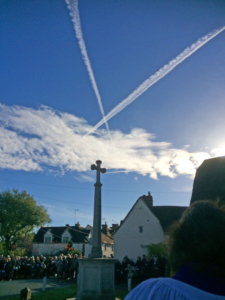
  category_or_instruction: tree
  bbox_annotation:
[147,242,168,259]
[0,189,51,253]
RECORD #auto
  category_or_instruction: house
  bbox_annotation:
[113,192,187,262]
[33,222,114,257]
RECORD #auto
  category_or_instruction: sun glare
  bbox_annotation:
[211,148,225,157]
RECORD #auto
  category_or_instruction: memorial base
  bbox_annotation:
[75,258,116,300]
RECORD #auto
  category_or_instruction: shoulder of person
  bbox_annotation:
[124,278,224,300]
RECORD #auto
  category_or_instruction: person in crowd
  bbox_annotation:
[121,256,130,282]
[125,201,225,299]
[8,256,16,280]
[4,257,10,280]
[149,255,160,278]
[159,252,167,277]
[63,256,68,279]
[53,256,58,277]
[141,255,147,267]
[30,258,36,278]
[142,256,151,281]
[0,255,4,280]
[70,254,79,280]
[13,256,20,279]
[57,256,64,279]
[125,263,137,292]
[135,256,142,280]
[39,257,47,278]
[67,254,72,276]
[0,256,6,281]
[114,259,122,284]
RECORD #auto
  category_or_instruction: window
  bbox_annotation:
[44,237,51,244]
[104,244,107,251]
[139,226,143,233]
[62,237,70,244]
[111,245,114,251]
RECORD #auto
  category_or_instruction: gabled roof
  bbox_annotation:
[150,206,187,231]
[34,225,114,244]
[34,226,89,243]
[114,195,187,234]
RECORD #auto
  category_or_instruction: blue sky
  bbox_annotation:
[1,0,225,228]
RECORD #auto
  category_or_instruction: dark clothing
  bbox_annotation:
[173,265,225,296]
[115,260,122,284]
[149,259,161,278]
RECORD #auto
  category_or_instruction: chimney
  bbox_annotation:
[102,221,108,235]
[75,222,80,228]
[111,223,119,231]
[141,191,153,206]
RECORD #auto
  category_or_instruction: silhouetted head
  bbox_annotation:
[169,201,225,280]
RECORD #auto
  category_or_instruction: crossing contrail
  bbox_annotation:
[86,26,225,136]
[65,0,113,143]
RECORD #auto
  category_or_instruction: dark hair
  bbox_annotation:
[168,201,225,280]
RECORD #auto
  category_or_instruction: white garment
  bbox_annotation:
[124,278,225,300]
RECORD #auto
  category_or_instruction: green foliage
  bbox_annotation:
[54,240,82,257]
[8,247,27,257]
[147,242,168,258]
[0,242,7,256]
[0,189,51,253]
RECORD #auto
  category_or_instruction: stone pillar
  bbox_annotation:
[76,259,116,300]
[75,160,116,300]
[90,160,106,259]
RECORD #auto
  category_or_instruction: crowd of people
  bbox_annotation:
[115,253,168,286]
[0,251,167,285]
[0,253,79,281]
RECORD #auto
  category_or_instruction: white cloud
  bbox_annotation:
[75,174,95,182]
[134,177,138,181]
[0,104,211,179]
[211,148,225,157]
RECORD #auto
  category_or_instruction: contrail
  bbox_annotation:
[86,26,225,135]
[65,0,113,143]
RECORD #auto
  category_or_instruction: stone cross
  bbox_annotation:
[90,160,106,258]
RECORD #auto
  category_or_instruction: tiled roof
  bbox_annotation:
[101,233,113,244]
[141,197,187,231]
[114,195,187,235]
[151,206,187,231]
[33,226,89,243]
[34,225,114,244]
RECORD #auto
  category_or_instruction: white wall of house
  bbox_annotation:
[61,229,72,244]
[33,243,67,255]
[84,243,114,258]
[32,242,85,256]
[114,199,164,262]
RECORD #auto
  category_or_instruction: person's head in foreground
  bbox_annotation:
[125,201,225,300]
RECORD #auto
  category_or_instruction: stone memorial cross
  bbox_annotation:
[90,160,106,258]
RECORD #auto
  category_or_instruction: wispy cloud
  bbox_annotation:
[0,103,211,180]
[65,0,113,145]
[75,174,95,182]
[86,26,225,135]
